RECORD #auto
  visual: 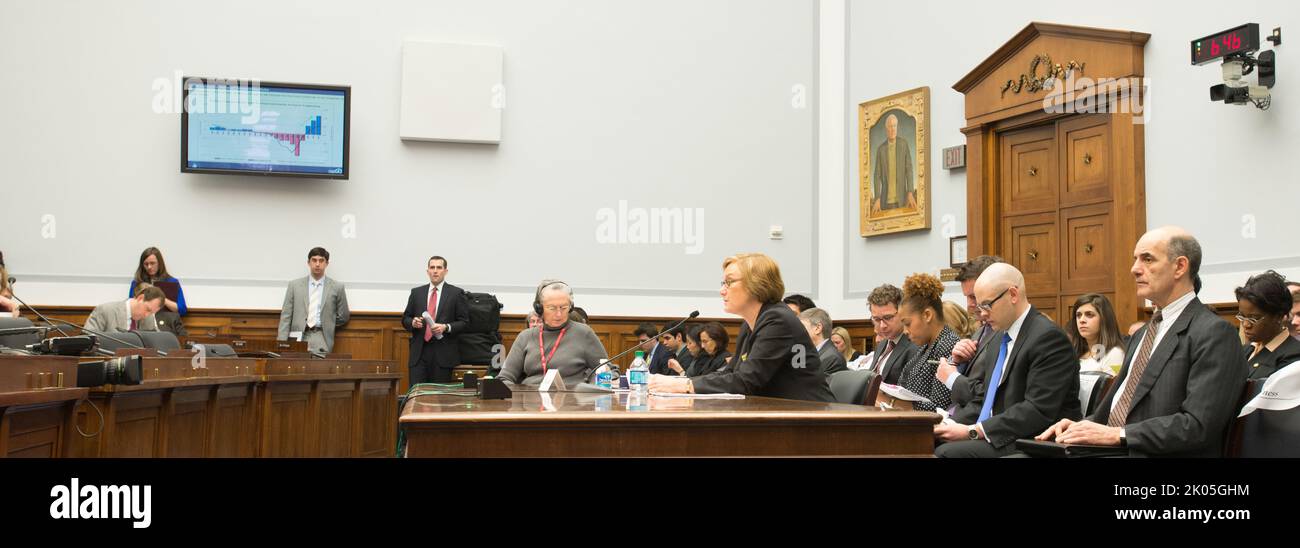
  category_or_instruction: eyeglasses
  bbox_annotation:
[1235,314,1268,328]
[543,305,572,314]
[870,313,896,323]
[720,278,740,289]
[977,287,1012,313]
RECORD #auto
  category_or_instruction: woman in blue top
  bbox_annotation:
[129,246,187,318]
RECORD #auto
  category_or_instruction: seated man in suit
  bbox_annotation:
[1038,227,1245,457]
[932,263,1081,457]
[277,247,351,355]
[938,255,1004,417]
[635,322,675,376]
[782,294,816,314]
[662,324,694,376]
[799,307,847,376]
[866,284,917,385]
[401,256,470,384]
[85,285,164,333]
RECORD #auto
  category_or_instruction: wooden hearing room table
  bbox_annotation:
[399,389,940,457]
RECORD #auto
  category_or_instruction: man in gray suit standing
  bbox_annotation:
[278,247,351,355]
[1038,227,1246,457]
[85,285,164,333]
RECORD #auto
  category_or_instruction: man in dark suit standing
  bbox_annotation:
[1038,227,1246,457]
[867,284,917,385]
[401,256,470,384]
[933,263,1081,457]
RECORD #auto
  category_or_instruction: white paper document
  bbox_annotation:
[649,392,745,399]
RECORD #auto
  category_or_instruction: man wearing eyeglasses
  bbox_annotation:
[937,255,1003,419]
[402,256,471,385]
[867,284,917,385]
[1037,227,1245,457]
[933,263,1080,457]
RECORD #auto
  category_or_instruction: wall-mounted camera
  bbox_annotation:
[1192,23,1280,110]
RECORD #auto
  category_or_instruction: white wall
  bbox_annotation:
[0,0,818,317]
[5,0,1297,324]
[816,0,1300,323]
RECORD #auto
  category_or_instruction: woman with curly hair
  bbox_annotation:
[896,272,959,411]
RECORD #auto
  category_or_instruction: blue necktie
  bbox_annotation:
[977,334,1013,424]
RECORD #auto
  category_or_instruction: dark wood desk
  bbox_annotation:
[76,357,261,458]
[400,390,940,457]
[254,358,399,458]
[0,355,88,458]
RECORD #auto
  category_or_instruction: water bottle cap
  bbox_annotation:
[634,350,644,357]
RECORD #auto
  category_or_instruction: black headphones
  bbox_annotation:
[533,280,572,315]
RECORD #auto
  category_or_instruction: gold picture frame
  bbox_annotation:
[858,86,930,237]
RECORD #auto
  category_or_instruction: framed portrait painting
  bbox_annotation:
[858,86,930,237]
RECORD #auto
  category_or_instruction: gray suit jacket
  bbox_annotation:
[818,341,848,376]
[1088,297,1246,457]
[85,300,158,333]
[277,276,350,351]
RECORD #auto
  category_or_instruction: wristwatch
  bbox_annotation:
[968,426,980,440]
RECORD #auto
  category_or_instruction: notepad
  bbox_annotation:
[878,383,932,405]
[650,392,745,399]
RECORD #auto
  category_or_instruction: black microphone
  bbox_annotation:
[585,310,699,382]
[6,277,76,337]
[6,277,73,338]
[43,317,165,356]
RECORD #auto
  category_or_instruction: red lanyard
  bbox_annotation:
[538,327,568,373]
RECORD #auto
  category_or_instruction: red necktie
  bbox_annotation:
[424,286,439,342]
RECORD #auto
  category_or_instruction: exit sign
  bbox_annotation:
[943,145,966,170]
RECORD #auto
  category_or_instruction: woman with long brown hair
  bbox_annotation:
[1067,293,1126,374]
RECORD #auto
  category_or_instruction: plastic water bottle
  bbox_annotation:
[628,350,649,394]
[595,360,615,389]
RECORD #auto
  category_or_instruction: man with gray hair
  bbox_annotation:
[1038,226,1245,457]
[800,307,847,376]
[873,113,916,213]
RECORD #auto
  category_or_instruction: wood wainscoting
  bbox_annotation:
[36,306,881,394]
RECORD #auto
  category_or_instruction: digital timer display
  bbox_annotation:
[1192,23,1260,65]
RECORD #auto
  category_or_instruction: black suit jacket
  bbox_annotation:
[645,343,675,376]
[687,351,731,377]
[1244,336,1300,380]
[951,327,1001,424]
[692,303,833,402]
[401,283,470,370]
[976,307,1082,449]
[1088,297,1246,457]
[876,335,919,385]
[818,341,848,376]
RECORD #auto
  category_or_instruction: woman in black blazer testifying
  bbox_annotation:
[650,253,834,402]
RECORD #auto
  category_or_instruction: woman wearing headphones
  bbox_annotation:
[498,280,609,386]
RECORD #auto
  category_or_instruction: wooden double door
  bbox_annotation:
[998,114,1121,327]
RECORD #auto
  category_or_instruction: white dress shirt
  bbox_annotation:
[1109,290,1196,414]
[974,305,1032,441]
[426,281,450,332]
[307,277,325,328]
